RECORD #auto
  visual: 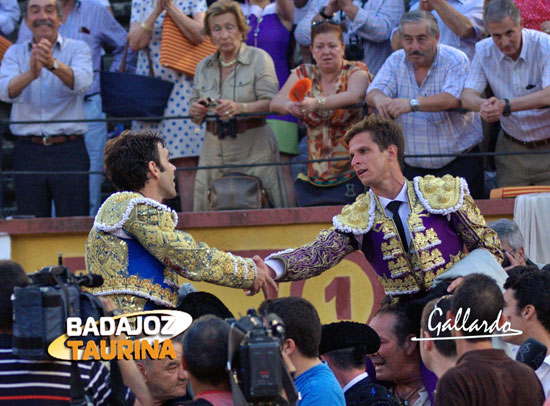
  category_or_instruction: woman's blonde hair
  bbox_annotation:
[203,0,250,40]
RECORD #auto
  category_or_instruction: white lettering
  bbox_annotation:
[160,315,175,336]
[413,307,523,341]
[66,317,82,336]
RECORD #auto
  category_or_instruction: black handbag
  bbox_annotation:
[208,172,272,211]
[100,42,174,118]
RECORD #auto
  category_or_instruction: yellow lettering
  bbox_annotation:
[140,339,159,360]
[82,340,100,361]
[158,340,176,360]
[66,340,83,360]
[99,339,116,361]
[118,339,134,360]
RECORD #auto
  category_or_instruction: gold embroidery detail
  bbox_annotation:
[381,237,401,258]
[388,256,409,276]
[417,174,461,210]
[334,193,371,230]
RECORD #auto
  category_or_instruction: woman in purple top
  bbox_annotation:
[241,0,299,206]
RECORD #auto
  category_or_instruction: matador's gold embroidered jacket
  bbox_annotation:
[85,192,256,312]
[267,175,503,296]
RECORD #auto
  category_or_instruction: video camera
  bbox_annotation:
[11,256,106,360]
[227,309,299,406]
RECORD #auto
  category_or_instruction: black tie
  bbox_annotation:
[387,201,408,251]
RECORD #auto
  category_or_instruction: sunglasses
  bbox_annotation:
[311,18,342,28]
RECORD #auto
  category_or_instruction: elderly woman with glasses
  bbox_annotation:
[189,0,286,211]
[271,19,371,207]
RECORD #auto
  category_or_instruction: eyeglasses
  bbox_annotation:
[311,19,342,28]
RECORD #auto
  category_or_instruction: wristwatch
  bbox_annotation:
[503,98,511,117]
[319,7,333,19]
[409,99,420,112]
[48,59,59,71]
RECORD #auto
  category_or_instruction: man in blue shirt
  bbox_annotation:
[18,0,129,215]
[259,297,345,406]
[0,0,93,217]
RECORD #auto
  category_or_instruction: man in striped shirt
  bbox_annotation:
[366,10,484,198]
[461,0,550,188]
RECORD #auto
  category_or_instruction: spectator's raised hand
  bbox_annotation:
[29,45,43,79]
[325,0,340,15]
[419,0,435,12]
[33,39,54,70]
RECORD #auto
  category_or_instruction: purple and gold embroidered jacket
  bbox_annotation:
[266,175,502,296]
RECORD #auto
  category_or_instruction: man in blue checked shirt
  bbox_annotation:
[366,10,484,198]
[18,0,129,216]
[0,0,93,217]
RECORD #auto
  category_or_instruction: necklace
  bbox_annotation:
[392,383,423,406]
[219,55,238,68]
[245,3,264,47]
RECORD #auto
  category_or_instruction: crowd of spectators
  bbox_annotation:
[3,253,550,405]
[1,0,550,217]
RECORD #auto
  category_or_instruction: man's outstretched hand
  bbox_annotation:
[246,255,278,298]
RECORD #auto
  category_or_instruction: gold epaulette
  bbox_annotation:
[413,175,469,215]
[332,191,376,234]
[94,192,178,232]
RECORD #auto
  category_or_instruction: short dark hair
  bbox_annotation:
[182,315,230,387]
[421,297,457,358]
[374,299,417,347]
[0,260,31,330]
[451,274,503,340]
[323,346,368,370]
[259,297,321,358]
[398,10,440,37]
[24,0,62,18]
[104,130,165,192]
[504,268,550,333]
[311,19,344,46]
[345,115,405,169]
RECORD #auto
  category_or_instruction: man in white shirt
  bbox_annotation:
[461,0,550,187]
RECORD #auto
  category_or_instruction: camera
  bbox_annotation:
[345,36,365,61]
[227,309,298,406]
[217,117,237,139]
[11,259,106,359]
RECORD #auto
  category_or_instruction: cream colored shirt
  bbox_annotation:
[191,43,278,105]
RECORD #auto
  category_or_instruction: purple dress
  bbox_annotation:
[242,2,298,154]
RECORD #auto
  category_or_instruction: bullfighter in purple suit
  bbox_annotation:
[259,115,502,297]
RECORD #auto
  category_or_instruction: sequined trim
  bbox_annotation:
[332,190,376,234]
[94,192,178,232]
[413,175,469,215]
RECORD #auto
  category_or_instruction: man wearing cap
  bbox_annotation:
[320,321,400,406]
